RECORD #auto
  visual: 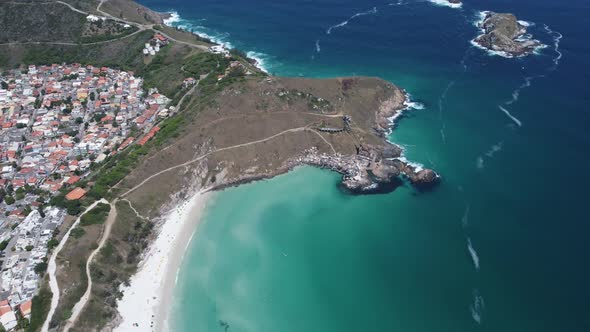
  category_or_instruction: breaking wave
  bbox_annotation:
[326,7,377,34]
[163,11,181,25]
[498,106,522,127]
[470,289,485,324]
[396,156,425,172]
[162,11,274,73]
[428,0,462,9]
[467,237,480,271]
[246,51,271,74]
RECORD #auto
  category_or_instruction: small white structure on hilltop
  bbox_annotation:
[210,45,230,56]
[86,15,106,22]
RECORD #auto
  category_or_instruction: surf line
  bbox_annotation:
[326,6,378,34]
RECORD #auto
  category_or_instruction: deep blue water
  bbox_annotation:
[139,0,590,331]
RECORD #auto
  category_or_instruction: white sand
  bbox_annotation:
[115,190,213,332]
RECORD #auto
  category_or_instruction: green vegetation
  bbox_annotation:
[70,227,86,239]
[0,239,10,251]
[77,200,154,329]
[80,203,110,226]
[28,286,52,332]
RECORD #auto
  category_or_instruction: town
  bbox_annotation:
[0,63,171,330]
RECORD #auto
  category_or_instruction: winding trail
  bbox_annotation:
[62,199,119,332]
[122,126,310,197]
[41,198,109,332]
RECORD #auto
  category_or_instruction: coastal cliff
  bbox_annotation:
[473,12,543,57]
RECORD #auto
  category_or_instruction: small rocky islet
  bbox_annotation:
[473,11,543,57]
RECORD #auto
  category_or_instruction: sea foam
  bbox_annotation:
[470,289,485,324]
[543,24,563,67]
[428,0,462,9]
[467,238,480,271]
[326,7,377,34]
[498,106,522,127]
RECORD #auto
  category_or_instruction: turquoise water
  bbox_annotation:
[139,0,590,330]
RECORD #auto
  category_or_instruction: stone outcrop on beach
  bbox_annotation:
[474,12,542,57]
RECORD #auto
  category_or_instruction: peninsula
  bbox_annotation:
[473,11,544,57]
[0,0,437,331]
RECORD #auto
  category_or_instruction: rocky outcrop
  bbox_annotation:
[474,12,542,57]
[447,0,462,4]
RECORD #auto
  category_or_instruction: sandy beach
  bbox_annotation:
[115,190,214,332]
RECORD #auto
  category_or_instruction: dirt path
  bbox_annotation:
[62,199,119,332]
[41,198,109,332]
[122,126,310,197]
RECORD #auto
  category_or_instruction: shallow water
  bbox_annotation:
[139,0,590,330]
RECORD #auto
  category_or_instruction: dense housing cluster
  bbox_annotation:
[0,64,171,329]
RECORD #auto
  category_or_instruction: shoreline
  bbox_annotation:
[114,190,214,332]
[161,10,270,73]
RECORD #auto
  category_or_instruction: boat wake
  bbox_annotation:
[326,7,378,34]
[470,289,485,324]
[498,105,522,127]
[543,24,563,68]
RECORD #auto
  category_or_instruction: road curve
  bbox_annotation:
[63,200,118,332]
[41,198,109,332]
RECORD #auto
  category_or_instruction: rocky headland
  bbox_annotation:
[473,12,543,57]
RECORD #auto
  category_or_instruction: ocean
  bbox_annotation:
[138,0,590,331]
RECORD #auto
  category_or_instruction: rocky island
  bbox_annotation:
[473,11,543,57]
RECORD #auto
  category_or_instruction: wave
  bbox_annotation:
[476,156,484,169]
[470,289,485,324]
[461,204,470,227]
[315,39,321,53]
[163,11,181,25]
[428,0,462,9]
[395,156,425,172]
[505,76,537,105]
[162,10,275,73]
[246,51,271,73]
[543,24,563,67]
[467,238,480,271]
[498,105,522,127]
[326,7,377,34]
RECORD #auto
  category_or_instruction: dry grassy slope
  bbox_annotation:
[122,76,403,216]
[101,0,165,25]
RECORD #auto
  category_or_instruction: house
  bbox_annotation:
[65,187,86,201]
[19,300,32,320]
[182,77,197,88]
[0,300,17,330]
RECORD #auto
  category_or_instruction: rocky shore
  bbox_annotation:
[473,12,543,57]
